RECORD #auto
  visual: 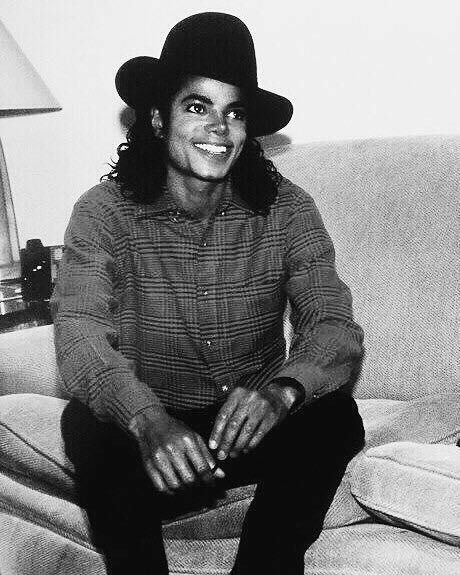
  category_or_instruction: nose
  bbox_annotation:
[205,111,229,135]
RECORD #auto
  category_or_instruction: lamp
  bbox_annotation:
[0,18,61,281]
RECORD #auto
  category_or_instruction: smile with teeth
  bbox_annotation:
[194,143,230,154]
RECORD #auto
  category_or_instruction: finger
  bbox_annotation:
[153,448,182,491]
[217,405,249,461]
[247,418,276,452]
[166,444,197,488]
[183,436,213,484]
[209,390,242,450]
[137,437,174,494]
[230,412,264,457]
[194,435,225,481]
[145,459,173,495]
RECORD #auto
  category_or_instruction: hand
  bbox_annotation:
[208,384,298,462]
[129,407,225,495]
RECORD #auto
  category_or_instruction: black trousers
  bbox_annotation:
[61,391,364,575]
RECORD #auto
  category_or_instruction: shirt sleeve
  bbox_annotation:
[273,190,364,404]
[50,191,164,431]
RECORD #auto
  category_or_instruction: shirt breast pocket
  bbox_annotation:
[131,218,188,279]
[133,243,164,278]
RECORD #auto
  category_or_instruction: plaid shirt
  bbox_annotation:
[51,178,363,430]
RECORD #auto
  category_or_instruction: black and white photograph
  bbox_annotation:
[0,1,458,574]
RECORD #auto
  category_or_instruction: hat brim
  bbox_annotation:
[115,56,293,137]
[250,87,293,137]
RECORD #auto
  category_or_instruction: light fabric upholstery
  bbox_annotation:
[1,392,459,542]
[351,442,460,545]
[166,525,460,575]
[0,325,63,397]
[303,524,460,575]
[271,136,459,400]
[0,510,105,575]
[0,135,459,575]
[357,396,460,447]
[2,482,460,575]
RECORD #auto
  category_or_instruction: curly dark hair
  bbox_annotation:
[103,80,283,215]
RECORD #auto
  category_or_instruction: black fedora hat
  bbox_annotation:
[115,12,293,137]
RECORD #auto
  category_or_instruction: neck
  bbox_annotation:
[166,172,230,219]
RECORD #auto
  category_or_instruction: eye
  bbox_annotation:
[186,102,207,114]
[227,108,247,121]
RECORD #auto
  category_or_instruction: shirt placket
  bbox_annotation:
[192,211,233,401]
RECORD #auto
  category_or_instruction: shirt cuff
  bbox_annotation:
[105,377,165,432]
[270,377,306,410]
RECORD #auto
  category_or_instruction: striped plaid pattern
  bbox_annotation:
[51,178,363,430]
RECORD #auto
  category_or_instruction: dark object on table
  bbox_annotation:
[20,239,52,302]
[0,242,62,333]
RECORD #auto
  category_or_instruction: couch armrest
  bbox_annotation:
[0,324,64,398]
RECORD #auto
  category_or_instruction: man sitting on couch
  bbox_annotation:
[51,12,365,575]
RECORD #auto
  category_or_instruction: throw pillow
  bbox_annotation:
[350,441,460,546]
[322,393,460,529]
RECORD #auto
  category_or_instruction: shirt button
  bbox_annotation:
[202,241,207,247]
[203,290,208,296]
[205,340,212,346]
[220,210,226,216]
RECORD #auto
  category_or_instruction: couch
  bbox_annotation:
[0,135,459,575]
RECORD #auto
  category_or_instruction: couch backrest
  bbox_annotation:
[0,136,458,401]
[271,135,459,399]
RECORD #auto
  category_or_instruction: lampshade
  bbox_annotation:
[0,19,61,113]
[0,18,61,282]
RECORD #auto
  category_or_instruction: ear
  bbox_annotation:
[151,108,164,138]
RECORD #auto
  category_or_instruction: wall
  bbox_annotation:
[0,0,459,246]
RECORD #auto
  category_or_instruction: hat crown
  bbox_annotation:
[159,12,258,90]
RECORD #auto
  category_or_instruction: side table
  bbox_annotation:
[0,279,52,334]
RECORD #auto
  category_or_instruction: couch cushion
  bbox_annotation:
[319,393,460,530]
[0,325,63,397]
[304,523,460,575]
[2,471,458,575]
[0,394,74,496]
[350,442,460,546]
[1,392,460,538]
[0,393,256,534]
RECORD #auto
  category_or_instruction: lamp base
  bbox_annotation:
[0,260,21,281]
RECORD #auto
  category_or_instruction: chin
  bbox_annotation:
[192,165,233,182]
[197,171,230,182]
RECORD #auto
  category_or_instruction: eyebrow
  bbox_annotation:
[181,93,246,108]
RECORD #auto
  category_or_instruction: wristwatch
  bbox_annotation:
[270,377,306,410]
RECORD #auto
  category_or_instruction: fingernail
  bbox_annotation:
[209,439,217,450]
[214,468,225,478]
[217,450,226,460]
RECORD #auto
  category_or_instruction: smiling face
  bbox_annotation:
[154,76,248,184]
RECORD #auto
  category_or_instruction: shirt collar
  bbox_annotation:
[136,183,255,218]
